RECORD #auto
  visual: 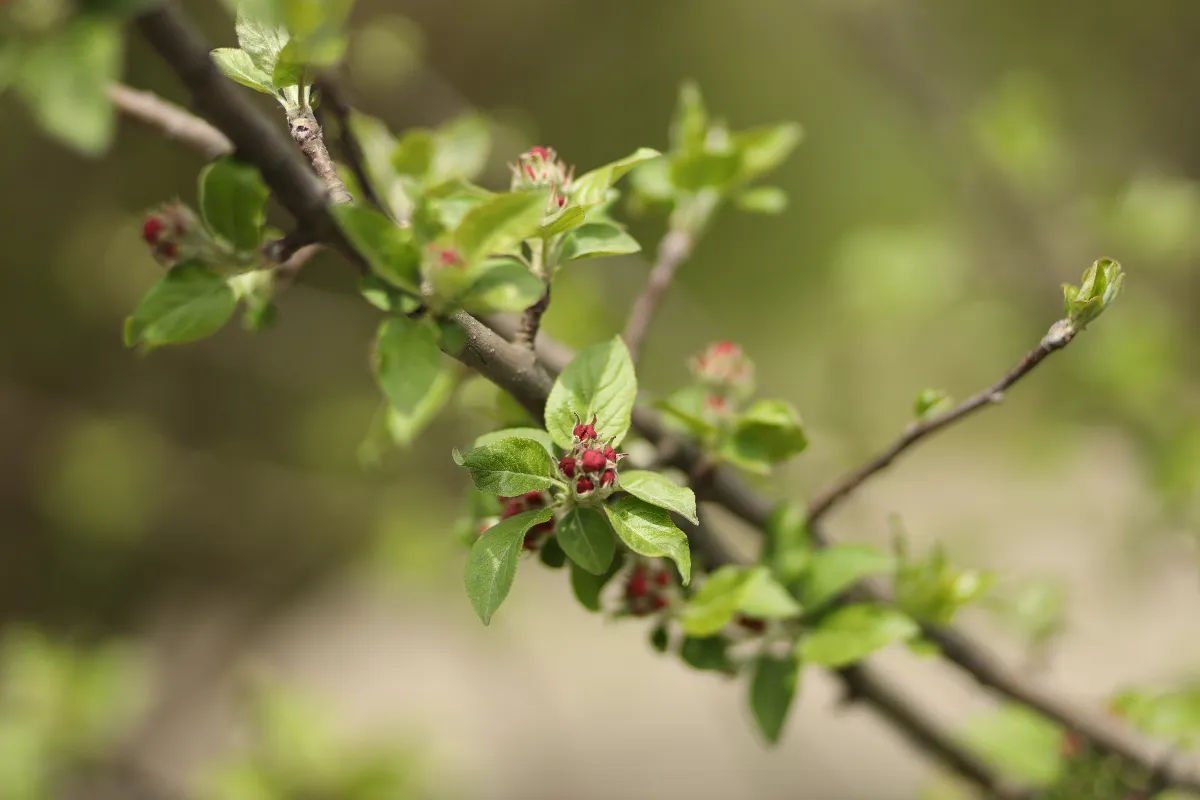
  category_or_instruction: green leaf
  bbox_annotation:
[430,113,491,185]
[557,507,616,575]
[680,566,753,637]
[670,80,709,154]
[617,470,698,525]
[570,552,624,612]
[605,496,691,585]
[458,437,559,496]
[731,123,803,183]
[198,157,270,251]
[680,636,735,674]
[211,48,276,94]
[560,223,642,262]
[465,507,553,625]
[346,111,409,220]
[749,653,801,745]
[800,544,894,610]
[545,337,637,448]
[763,501,811,584]
[681,566,800,637]
[459,258,545,314]
[649,623,670,653]
[721,399,808,474]
[960,705,1063,785]
[454,189,550,266]
[670,151,742,192]
[392,129,435,177]
[16,18,122,155]
[271,41,307,88]
[738,568,802,619]
[385,362,455,447]
[798,604,918,668]
[571,148,662,206]
[654,388,720,440]
[734,186,788,215]
[373,317,444,417]
[236,11,290,76]
[539,537,567,569]
[330,204,421,293]
[468,427,557,459]
[913,388,951,420]
[540,206,588,238]
[124,263,237,348]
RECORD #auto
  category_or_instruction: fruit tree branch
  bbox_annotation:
[622,227,695,364]
[130,5,1200,792]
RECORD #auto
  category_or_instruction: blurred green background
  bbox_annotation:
[1,0,1199,797]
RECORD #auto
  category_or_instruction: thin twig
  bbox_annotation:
[622,227,695,363]
[125,10,1200,792]
[287,108,353,204]
[314,74,385,212]
[807,318,1077,524]
[514,284,551,348]
[109,83,232,159]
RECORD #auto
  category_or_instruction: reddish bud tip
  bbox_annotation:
[704,394,727,412]
[580,449,606,473]
[602,446,617,462]
[533,520,555,534]
[600,469,617,488]
[650,596,669,611]
[627,569,649,599]
[737,615,767,633]
[523,491,545,506]
[501,500,525,519]
[654,570,671,588]
[529,146,551,160]
[576,477,595,494]
[142,216,165,244]
[558,456,577,478]
[159,242,179,261]
[713,341,739,356]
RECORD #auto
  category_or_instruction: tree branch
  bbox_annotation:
[313,74,385,212]
[287,107,353,204]
[109,82,231,159]
[622,227,695,363]
[808,318,1077,524]
[128,7,1200,792]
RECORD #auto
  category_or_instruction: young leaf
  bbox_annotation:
[540,206,588,238]
[454,189,550,266]
[374,317,444,415]
[617,470,698,525]
[605,496,691,585]
[680,566,753,637]
[763,501,811,584]
[571,148,662,206]
[749,653,801,745]
[671,80,709,154]
[430,113,491,185]
[738,568,802,619]
[392,129,436,177]
[386,363,455,447]
[211,48,276,94]
[798,604,919,668]
[557,507,616,575]
[346,111,409,220]
[545,337,637,449]
[680,635,736,674]
[331,204,421,293]
[465,507,553,625]
[670,151,742,192]
[199,157,270,251]
[800,544,894,610]
[959,705,1064,785]
[721,399,808,474]
[731,123,804,183]
[458,437,559,496]
[734,186,788,215]
[539,537,567,569]
[236,12,290,76]
[468,427,557,459]
[560,223,642,262]
[570,551,624,612]
[459,258,545,314]
[17,18,122,155]
[124,263,237,349]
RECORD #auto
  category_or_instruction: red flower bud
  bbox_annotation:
[713,341,739,356]
[650,596,669,611]
[704,394,727,412]
[576,477,595,494]
[142,216,165,244]
[600,469,617,488]
[737,615,767,633]
[501,500,525,519]
[158,242,179,261]
[573,415,598,442]
[603,446,618,462]
[529,146,551,160]
[558,456,577,478]
[533,520,555,534]
[523,491,545,506]
[654,569,671,588]
[627,569,649,599]
[580,449,606,473]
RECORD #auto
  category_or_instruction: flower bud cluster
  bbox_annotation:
[623,562,674,616]
[558,415,624,497]
[498,490,555,551]
[141,203,230,269]
[689,341,754,416]
[510,146,575,215]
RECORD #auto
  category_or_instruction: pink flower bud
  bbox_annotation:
[576,477,595,494]
[501,500,525,519]
[523,491,545,506]
[558,456,577,478]
[600,469,617,488]
[627,568,650,599]
[142,216,166,245]
[573,415,598,442]
[580,449,606,473]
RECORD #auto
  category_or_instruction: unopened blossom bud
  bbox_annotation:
[523,491,545,506]
[140,203,214,268]
[690,340,755,391]
[510,145,575,216]
[600,469,617,488]
[558,456,577,478]
[573,415,598,443]
[580,449,607,473]
[576,477,595,494]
